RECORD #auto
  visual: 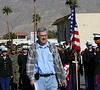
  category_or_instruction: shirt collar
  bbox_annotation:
[37,40,49,49]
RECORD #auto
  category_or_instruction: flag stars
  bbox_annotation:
[71,18,73,20]
[72,10,74,12]
[71,22,73,24]
[70,25,73,28]
[72,14,74,16]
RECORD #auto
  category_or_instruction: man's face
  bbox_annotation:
[88,45,92,49]
[23,49,28,53]
[38,31,47,45]
[2,52,7,56]
[11,51,16,54]
[94,38,100,44]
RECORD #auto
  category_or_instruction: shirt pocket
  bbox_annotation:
[48,52,53,62]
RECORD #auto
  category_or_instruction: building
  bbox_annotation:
[53,13,100,50]
[0,32,28,44]
[52,14,71,43]
[15,32,28,40]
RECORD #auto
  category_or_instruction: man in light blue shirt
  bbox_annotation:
[27,27,67,90]
[34,41,56,75]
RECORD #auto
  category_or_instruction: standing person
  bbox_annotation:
[21,45,33,90]
[60,45,70,90]
[26,27,67,90]
[0,47,13,90]
[82,41,90,90]
[9,47,19,90]
[93,33,100,90]
[66,52,80,90]
[58,45,66,66]
[17,49,23,88]
[83,41,95,90]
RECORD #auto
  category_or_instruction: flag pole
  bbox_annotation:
[34,0,36,43]
[70,0,80,89]
[75,54,78,90]
[72,0,79,89]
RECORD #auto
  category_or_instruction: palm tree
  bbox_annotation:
[65,0,79,12]
[2,6,13,41]
[33,13,41,31]
[3,32,17,43]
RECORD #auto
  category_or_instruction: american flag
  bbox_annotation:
[69,1,81,54]
[64,64,70,81]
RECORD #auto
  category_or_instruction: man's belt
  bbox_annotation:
[40,73,55,77]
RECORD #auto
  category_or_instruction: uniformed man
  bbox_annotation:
[66,51,80,90]
[83,41,95,90]
[93,33,100,90]
[7,41,12,56]
[0,45,5,56]
[22,45,33,90]
[17,46,23,88]
[0,47,13,90]
[18,45,33,90]
[60,45,70,90]
[9,47,19,90]
[58,45,66,65]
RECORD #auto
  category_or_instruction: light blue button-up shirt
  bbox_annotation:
[34,41,56,74]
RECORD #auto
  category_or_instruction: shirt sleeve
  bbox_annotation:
[26,45,35,81]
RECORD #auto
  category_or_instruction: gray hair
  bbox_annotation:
[37,27,47,37]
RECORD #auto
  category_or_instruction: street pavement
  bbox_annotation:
[80,73,86,90]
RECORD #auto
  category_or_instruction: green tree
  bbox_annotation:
[33,13,41,31]
[65,0,79,12]
[3,32,17,42]
[2,6,13,41]
[48,30,57,39]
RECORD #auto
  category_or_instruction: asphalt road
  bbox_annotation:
[80,73,86,90]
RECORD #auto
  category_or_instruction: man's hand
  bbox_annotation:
[63,83,67,88]
[11,76,13,78]
[30,79,35,87]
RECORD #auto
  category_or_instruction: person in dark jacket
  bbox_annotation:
[0,47,13,90]
[18,45,33,90]
[93,33,100,90]
[68,52,81,90]
[83,41,95,90]
[17,50,23,88]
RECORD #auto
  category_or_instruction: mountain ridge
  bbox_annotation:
[0,0,100,38]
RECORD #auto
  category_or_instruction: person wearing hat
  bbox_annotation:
[17,44,22,54]
[0,47,13,90]
[17,45,32,90]
[93,33,100,90]
[9,47,19,90]
[0,45,5,56]
[12,44,17,50]
[83,41,95,90]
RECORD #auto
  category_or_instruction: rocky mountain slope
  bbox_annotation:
[0,0,100,38]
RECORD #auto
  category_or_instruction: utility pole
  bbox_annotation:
[34,0,36,43]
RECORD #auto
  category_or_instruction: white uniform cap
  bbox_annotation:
[86,40,92,46]
[22,45,28,50]
[92,43,97,49]
[2,47,8,52]
[93,33,100,38]
[28,46,31,49]
[0,45,5,50]
[65,45,70,49]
